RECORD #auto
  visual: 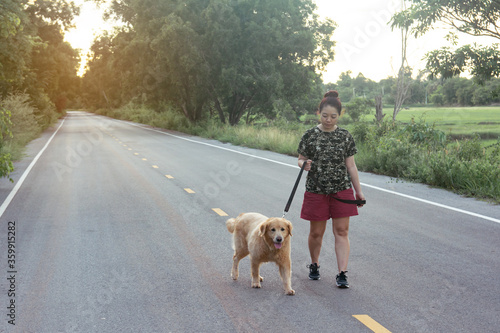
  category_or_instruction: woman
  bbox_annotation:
[297,90,365,288]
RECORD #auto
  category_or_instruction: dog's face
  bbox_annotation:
[259,218,293,249]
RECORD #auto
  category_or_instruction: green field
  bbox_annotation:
[379,106,500,140]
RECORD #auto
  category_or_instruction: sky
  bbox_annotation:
[64,0,498,81]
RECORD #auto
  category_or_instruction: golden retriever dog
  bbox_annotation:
[226,212,294,295]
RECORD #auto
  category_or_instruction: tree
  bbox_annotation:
[390,1,412,121]
[82,32,123,108]
[196,0,336,124]
[425,43,500,83]
[28,23,80,113]
[392,0,500,39]
[22,0,80,119]
[87,0,335,125]
[1,0,81,118]
[379,77,396,104]
[392,0,500,83]
[334,71,354,102]
[352,73,377,99]
[407,79,426,104]
[0,0,32,97]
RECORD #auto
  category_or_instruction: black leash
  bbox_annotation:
[309,172,366,206]
[282,162,307,218]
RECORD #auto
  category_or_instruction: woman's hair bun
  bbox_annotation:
[324,90,339,98]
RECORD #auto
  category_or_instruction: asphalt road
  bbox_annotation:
[0,111,499,333]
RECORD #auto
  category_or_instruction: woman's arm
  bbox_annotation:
[345,155,365,206]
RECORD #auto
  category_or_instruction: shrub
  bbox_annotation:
[351,122,370,143]
[3,94,42,148]
[426,151,500,200]
[453,134,483,161]
[1,93,44,162]
[398,118,446,148]
[0,106,13,181]
[356,119,499,202]
[345,97,373,122]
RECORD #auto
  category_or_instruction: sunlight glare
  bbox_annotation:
[64,0,114,76]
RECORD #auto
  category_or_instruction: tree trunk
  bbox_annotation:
[393,1,411,121]
[101,90,109,105]
[180,102,190,120]
[245,109,252,124]
[374,95,385,126]
[228,93,255,125]
[213,97,226,124]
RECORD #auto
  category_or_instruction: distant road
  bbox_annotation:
[0,111,499,332]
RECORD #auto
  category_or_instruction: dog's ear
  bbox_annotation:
[287,221,293,237]
[258,221,268,237]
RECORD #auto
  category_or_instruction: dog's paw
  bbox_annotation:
[259,275,263,282]
[251,282,262,288]
[231,273,238,280]
[286,289,295,296]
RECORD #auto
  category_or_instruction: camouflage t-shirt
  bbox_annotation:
[297,126,357,194]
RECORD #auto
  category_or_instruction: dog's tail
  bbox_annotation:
[226,217,237,234]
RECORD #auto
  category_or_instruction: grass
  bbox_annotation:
[381,106,500,140]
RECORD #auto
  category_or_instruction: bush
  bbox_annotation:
[356,119,500,202]
[453,134,483,161]
[426,151,500,199]
[1,93,44,161]
[0,106,13,180]
[345,97,373,122]
[4,94,42,148]
[398,118,446,148]
[351,122,371,143]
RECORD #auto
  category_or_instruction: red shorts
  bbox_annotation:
[300,188,359,221]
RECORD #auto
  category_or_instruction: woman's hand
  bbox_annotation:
[298,155,312,171]
[302,160,312,171]
[356,192,366,207]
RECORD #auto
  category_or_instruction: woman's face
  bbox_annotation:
[319,105,340,131]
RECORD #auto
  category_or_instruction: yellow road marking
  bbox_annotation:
[152,165,159,169]
[123,144,127,147]
[212,208,228,216]
[134,153,139,155]
[142,158,147,161]
[128,148,132,150]
[353,315,391,333]
[184,188,195,194]
[165,175,174,179]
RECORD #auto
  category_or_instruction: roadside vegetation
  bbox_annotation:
[0,93,62,180]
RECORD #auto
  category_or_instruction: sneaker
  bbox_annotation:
[307,263,320,280]
[336,271,349,288]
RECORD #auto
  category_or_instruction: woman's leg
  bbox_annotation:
[309,220,327,264]
[332,217,350,272]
